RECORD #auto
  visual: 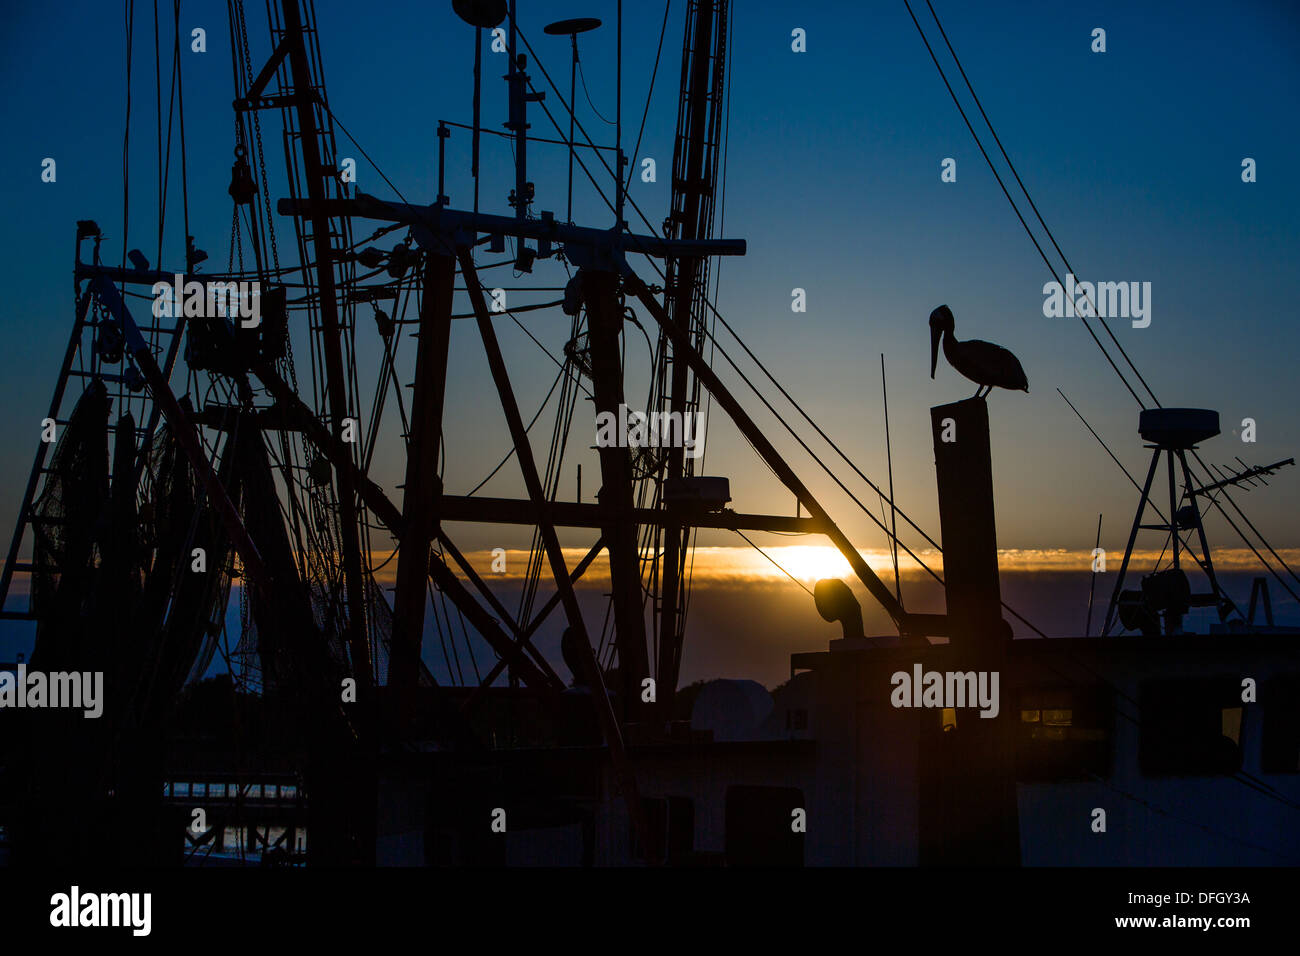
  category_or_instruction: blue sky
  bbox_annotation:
[0,0,1296,577]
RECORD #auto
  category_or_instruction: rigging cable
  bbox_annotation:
[467,362,568,497]
[906,1,1299,614]
[122,0,135,273]
[625,1,672,195]
[174,0,190,262]
[681,0,736,646]
[320,101,410,204]
[734,530,814,597]
[901,0,1145,408]
[516,11,1054,640]
[922,0,1161,409]
[153,0,162,265]
[577,56,615,125]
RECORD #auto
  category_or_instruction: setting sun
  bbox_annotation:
[770,545,854,582]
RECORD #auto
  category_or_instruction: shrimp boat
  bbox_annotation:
[0,0,1296,868]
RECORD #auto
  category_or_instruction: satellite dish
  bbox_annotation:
[543,17,602,36]
[452,0,507,29]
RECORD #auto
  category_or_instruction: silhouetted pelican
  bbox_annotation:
[929,304,1028,399]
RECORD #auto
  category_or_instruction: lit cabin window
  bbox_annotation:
[1016,686,1111,781]
[941,707,958,732]
[1221,707,1243,746]
[1140,677,1242,776]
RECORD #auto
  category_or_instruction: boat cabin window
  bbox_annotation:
[1140,677,1243,776]
[1015,685,1112,781]
[1262,675,1300,774]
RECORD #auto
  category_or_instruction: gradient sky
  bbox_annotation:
[0,1,1297,667]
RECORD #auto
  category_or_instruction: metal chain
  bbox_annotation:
[229,206,243,273]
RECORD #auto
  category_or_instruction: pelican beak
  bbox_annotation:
[929,324,941,379]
